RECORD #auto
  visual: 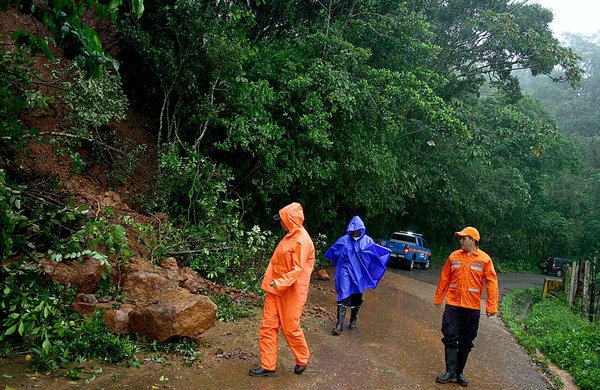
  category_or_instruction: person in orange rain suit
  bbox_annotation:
[249,202,315,377]
[433,226,498,387]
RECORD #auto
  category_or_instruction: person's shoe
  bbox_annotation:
[294,364,307,375]
[249,367,275,377]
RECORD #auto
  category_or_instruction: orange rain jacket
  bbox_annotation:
[258,202,315,370]
[433,248,499,314]
[261,202,315,301]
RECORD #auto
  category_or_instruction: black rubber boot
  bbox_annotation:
[436,347,458,384]
[331,305,347,335]
[249,367,276,377]
[457,350,470,386]
[349,307,359,329]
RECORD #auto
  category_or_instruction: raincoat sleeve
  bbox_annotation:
[484,260,499,314]
[273,240,307,289]
[433,257,452,304]
[324,238,344,265]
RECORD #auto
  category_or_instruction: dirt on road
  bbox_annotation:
[0,269,553,389]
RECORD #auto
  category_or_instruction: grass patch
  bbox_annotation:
[137,337,203,367]
[501,288,600,390]
[211,293,258,322]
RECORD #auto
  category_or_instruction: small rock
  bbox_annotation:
[316,269,331,281]
[76,293,98,304]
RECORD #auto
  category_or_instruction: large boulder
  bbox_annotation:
[41,257,104,293]
[128,289,217,341]
[179,266,214,293]
[105,304,136,334]
[122,256,179,303]
[71,256,218,340]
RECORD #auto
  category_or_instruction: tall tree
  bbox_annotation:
[413,0,583,98]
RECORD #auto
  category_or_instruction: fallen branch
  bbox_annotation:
[167,246,233,256]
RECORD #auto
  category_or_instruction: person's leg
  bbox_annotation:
[437,305,460,384]
[456,308,480,386]
[279,296,310,372]
[332,296,351,335]
[257,292,281,371]
[349,293,363,329]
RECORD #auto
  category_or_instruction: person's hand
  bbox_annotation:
[269,280,277,289]
[434,302,441,308]
[486,311,497,317]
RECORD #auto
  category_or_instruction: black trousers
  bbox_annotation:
[337,293,363,308]
[441,304,480,353]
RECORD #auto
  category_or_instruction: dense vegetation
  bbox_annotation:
[1,0,599,377]
[501,288,600,389]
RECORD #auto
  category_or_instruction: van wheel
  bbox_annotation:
[556,270,563,277]
[406,259,414,271]
[421,259,430,270]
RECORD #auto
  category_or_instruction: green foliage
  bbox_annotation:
[416,0,583,98]
[0,264,76,360]
[1,173,98,263]
[143,144,235,222]
[0,50,40,148]
[139,337,203,367]
[518,34,600,259]
[117,0,253,145]
[0,263,136,373]
[493,257,537,274]
[313,233,330,270]
[0,170,28,259]
[3,0,144,77]
[139,144,274,288]
[0,175,138,369]
[113,0,593,266]
[211,293,257,323]
[62,65,128,135]
[60,311,137,364]
[501,289,600,390]
[46,211,139,296]
[155,219,273,290]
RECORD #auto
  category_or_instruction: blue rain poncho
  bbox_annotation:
[324,216,392,302]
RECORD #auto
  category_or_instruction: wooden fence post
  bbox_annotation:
[593,256,599,322]
[564,263,571,296]
[567,261,579,306]
[581,261,591,318]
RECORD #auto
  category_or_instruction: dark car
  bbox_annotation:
[539,257,574,277]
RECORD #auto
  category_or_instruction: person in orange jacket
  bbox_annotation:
[433,226,498,387]
[249,202,315,377]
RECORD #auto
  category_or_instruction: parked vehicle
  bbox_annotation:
[539,256,574,277]
[378,231,431,270]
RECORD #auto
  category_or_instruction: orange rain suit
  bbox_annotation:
[433,248,498,314]
[258,202,315,370]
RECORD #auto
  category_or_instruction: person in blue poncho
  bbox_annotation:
[324,216,392,335]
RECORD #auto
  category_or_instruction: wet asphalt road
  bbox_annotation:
[394,267,550,297]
